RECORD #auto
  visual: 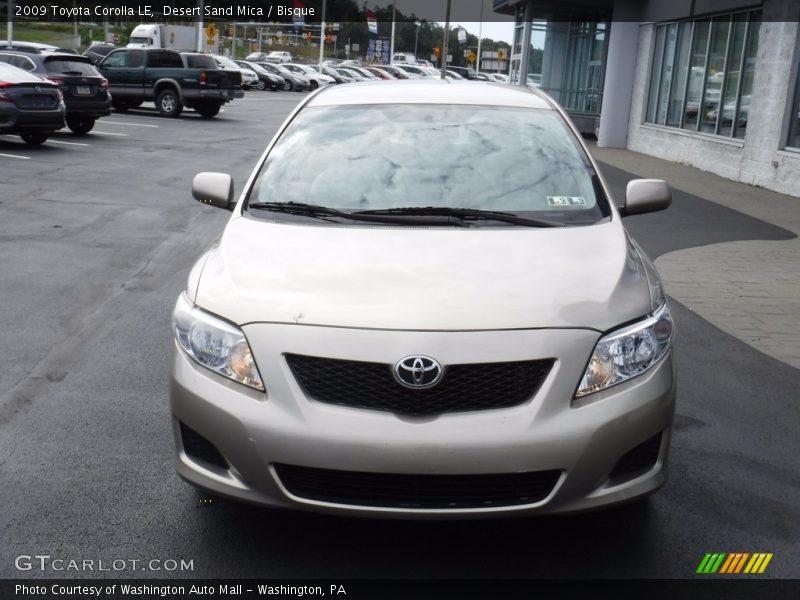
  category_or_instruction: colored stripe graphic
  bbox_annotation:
[700,552,773,574]
[719,554,736,574]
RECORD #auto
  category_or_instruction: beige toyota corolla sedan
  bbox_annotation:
[171,81,676,518]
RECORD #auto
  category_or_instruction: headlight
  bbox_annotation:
[576,302,674,397]
[172,293,265,392]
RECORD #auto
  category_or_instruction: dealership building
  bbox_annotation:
[493,0,800,197]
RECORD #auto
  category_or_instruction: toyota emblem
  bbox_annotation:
[393,356,443,389]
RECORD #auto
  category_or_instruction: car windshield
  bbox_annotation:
[247,104,608,225]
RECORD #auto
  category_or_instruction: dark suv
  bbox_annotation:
[0,51,110,134]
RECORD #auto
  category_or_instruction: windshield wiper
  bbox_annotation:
[353,206,565,228]
[246,202,470,227]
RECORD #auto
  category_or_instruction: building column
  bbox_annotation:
[517,1,533,86]
[597,3,640,147]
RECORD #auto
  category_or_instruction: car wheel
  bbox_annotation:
[309,80,318,91]
[156,88,182,118]
[256,79,267,91]
[112,99,129,112]
[282,80,292,92]
[195,101,221,119]
[20,131,49,145]
[66,116,96,135]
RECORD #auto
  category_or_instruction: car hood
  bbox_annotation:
[193,216,653,331]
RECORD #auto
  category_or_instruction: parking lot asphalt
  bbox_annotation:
[1,91,798,580]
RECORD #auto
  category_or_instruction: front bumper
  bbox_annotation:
[170,324,675,519]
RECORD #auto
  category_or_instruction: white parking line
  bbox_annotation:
[101,120,159,128]
[91,131,129,137]
[0,152,30,159]
[48,139,90,146]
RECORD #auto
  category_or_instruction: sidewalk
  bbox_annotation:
[589,143,800,370]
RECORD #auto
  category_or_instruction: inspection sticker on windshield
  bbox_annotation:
[547,196,586,207]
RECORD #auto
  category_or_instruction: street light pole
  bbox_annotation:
[414,21,420,60]
[476,0,484,74]
[318,0,326,65]
[389,2,396,64]
[440,0,451,79]
[7,0,14,44]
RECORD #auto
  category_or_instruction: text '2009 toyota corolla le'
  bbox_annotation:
[171,81,676,519]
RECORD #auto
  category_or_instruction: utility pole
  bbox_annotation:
[476,0,484,74]
[7,0,14,44]
[318,0,326,65]
[440,0,451,79]
[389,2,396,63]
[196,0,204,52]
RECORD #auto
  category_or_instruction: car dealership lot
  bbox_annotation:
[1,90,799,578]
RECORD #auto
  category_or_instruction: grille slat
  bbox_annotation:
[285,354,553,416]
[275,464,561,509]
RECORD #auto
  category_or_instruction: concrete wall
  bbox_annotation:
[626,0,800,198]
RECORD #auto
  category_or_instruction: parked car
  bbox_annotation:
[179,52,217,69]
[174,81,676,518]
[265,51,292,64]
[244,52,269,62]
[0,61,64,145]
[98,48,243,118]
[234,60,283,91]
[256,62,310,91]
[213,55,258,90]
[363,66,397,80]
[83,43,117,65]
[310,65,350,84]
[0,40,59,54]
[446,69,465,80]
[447,66,475,80]
[487,73,510,83]
[393,64,437,79]
[0,51,110,134]
[336,66,373,82]
[282,63,335,90]
[377,64,416,79]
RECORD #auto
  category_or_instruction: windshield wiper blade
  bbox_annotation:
[246,202,470,227]
[354,206,565,228]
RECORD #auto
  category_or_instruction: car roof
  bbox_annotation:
[307,80,554,110]
[0,61,48,82]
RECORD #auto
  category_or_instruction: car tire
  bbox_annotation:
[282,80,292,92]
[255,79,266,91]
[156,88,182,118]
[195,101,221,119]
[112,99,129,112]
[309,80,318,91]
[66,116,96,135]
[20,131,49,146]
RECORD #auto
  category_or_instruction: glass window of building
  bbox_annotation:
[645,10,761,139]
[785,36,800,148]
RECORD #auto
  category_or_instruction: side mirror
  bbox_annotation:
[620,179,671,216]
[192,172,234,211]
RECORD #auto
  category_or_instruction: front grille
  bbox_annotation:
[179,422,228,470]
[275,464,562,509]
[608,432,663,482]
[285,354,553,417]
